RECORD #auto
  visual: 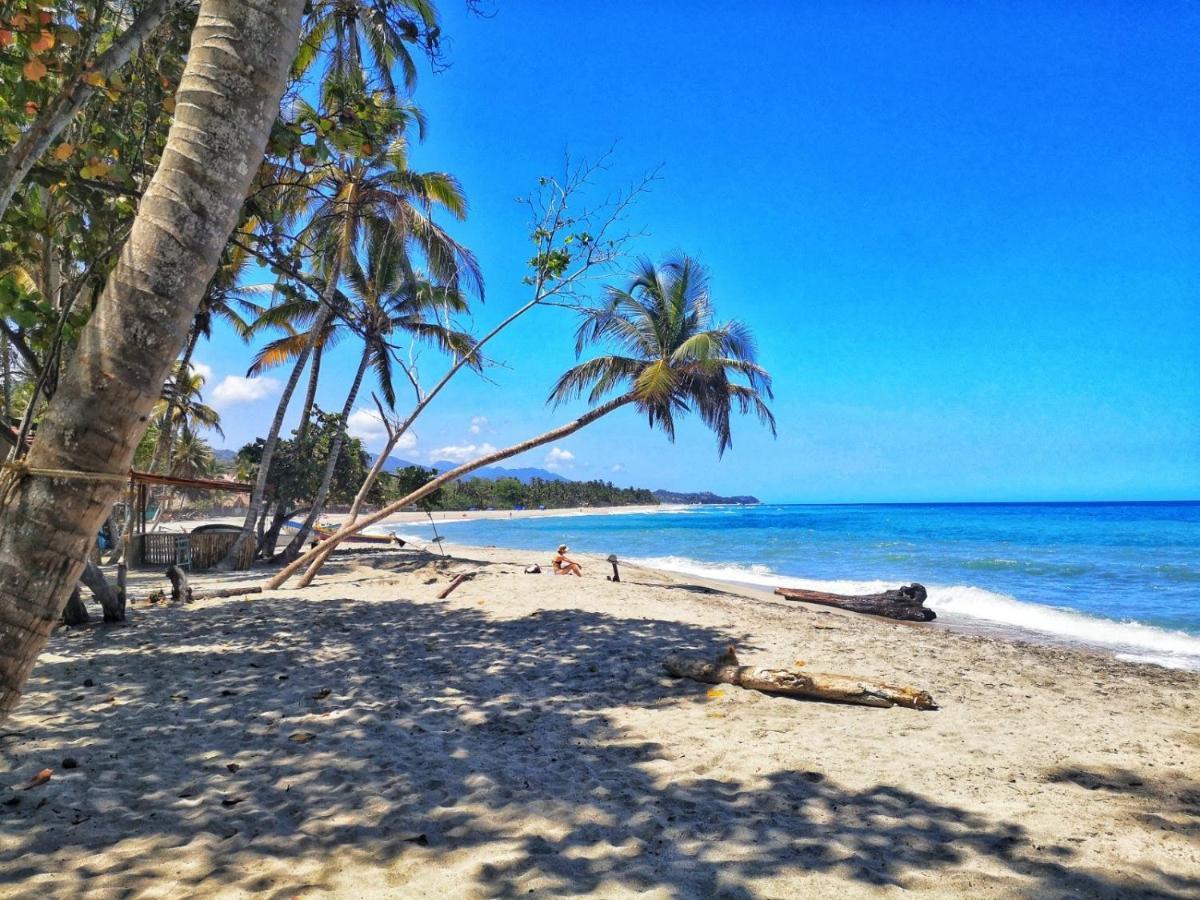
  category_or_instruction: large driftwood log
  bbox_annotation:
[663,653,937,710]
[774,583,935,621]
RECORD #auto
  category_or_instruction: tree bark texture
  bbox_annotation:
[80,560,122,622]
[0,0,306,720]
[662,654,937,710]
[61,587,88,627]
[774,583,936,622]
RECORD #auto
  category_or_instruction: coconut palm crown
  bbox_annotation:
[549,255,775,456]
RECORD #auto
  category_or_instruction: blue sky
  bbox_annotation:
[197,1,1200,503]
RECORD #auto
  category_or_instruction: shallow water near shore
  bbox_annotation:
[391,501,1200,670]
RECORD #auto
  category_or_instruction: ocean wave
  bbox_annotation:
[632,554,1200,671]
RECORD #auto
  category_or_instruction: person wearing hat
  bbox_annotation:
[552,544,582,577]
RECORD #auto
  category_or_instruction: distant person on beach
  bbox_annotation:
[553,544,582,577]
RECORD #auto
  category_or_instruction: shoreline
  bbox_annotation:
[161,506,1200,672]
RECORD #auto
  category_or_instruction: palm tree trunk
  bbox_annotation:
[296,344,322,442]
[280,349,369,560]
[220,291,336,570]
[265,392,636,590]
[0,0,191,221]
[79,560,122,623]
[0,0,305,720]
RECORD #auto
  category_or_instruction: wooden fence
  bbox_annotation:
[132,530,253,572]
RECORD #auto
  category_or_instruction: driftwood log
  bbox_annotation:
[774,583,935,621]
[663,653,937,710]
[437,572,475,599]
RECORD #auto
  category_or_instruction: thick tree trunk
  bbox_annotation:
[663,654,937,710]
[0,0,191,221]
[79,560,122,623]
[265,393,637,590]
[221,296,336,570]
[280,350,369,560]
[0,0,306,720]
[774,583,936,622]
[61,588,89,627]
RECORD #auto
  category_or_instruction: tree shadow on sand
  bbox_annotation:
[2,583,1197,898]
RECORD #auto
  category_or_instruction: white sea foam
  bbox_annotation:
[633,555,1200,671]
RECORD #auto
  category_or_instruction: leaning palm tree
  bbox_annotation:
[266,255,775,589]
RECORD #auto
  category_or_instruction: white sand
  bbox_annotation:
[2,545,1198,898]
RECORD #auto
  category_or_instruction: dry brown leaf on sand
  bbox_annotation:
[23,768,52,790]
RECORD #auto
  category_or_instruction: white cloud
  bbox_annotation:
[347,408,416,453]
[210,375,280,408]
[611,463,624,473]
[469,415,489,435]
[430,442,497,463]
[545,447,575,472]
[191,361,213,383]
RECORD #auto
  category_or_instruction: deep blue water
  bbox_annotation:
[388,502,1200,669]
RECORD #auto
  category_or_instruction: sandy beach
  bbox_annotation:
[2,544,1198,898]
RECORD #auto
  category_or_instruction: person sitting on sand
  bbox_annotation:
[552,544,582,577]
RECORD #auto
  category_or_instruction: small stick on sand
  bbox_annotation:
[663,653,938,710]
[437,572,476,599]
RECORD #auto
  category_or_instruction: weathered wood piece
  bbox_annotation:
[196,586,263,600]
[774,583,935,621]
[606,554,621,582]
[663,653,937,710]
[437,572,475,599]
[61,587,89,626]
[165,565,192,604]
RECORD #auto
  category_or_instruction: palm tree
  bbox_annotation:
[169,427,217,481]
[278,226,475,558]
[0,0,306,719]
[267,255,775,589]
[224,131,481,568]
[295,0,440,97]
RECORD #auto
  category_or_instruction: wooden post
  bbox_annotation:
[606,554,621,582]
[117,477,134,605]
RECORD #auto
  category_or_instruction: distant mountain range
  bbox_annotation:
[652,489,760,506]
[217,448,757,504]
[376,455,571,484]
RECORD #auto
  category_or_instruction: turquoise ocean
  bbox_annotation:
[384,502,1200,671]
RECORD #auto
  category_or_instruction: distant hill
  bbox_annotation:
[375,455,570,484]
[213,448,238,462]
[652,489,760,505]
